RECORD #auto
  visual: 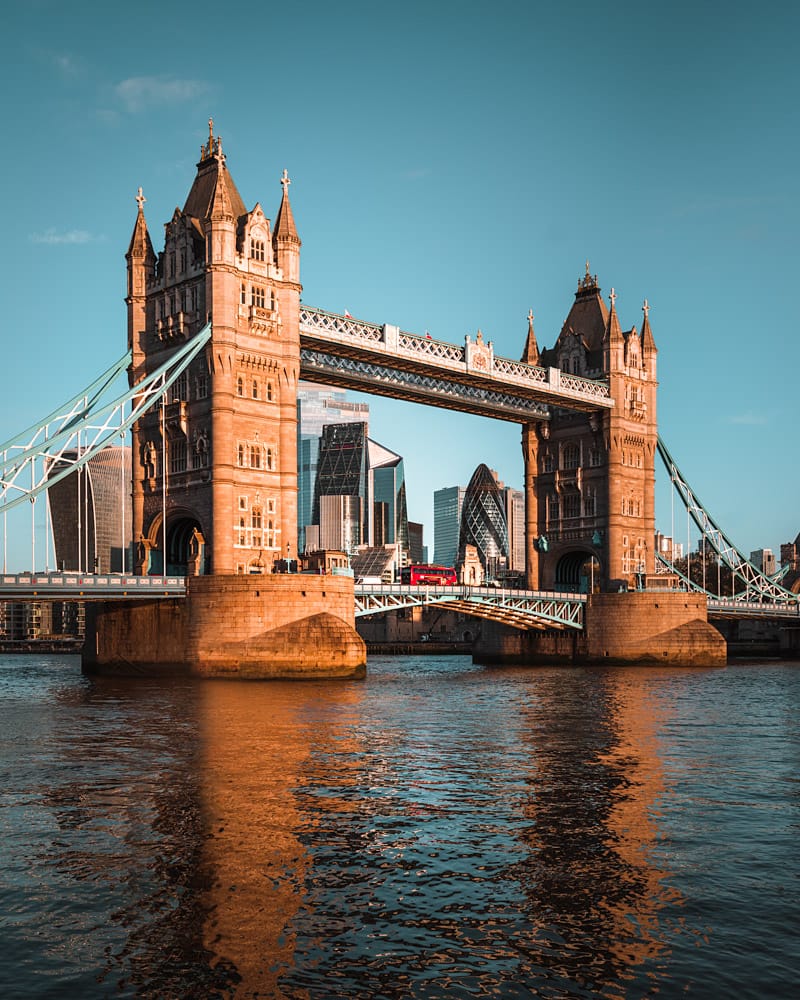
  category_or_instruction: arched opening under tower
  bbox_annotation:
[554,550,601,594]
[166,516,207,576]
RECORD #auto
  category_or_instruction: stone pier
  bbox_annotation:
[474,591,727,667]
[82,575,366,679]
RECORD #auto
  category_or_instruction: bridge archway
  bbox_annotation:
[166,514,207,576]
[145,509,207,575]
[554,549,601,594]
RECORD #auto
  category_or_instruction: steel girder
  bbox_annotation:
[354,585,586,630]
[0,324,212,515]
[657,436,798,605]
[300,348,551,423]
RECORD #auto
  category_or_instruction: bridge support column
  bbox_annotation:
[522,421,541,590]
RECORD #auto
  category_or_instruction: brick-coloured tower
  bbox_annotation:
[522,267,658,592]
[126,121,301,575]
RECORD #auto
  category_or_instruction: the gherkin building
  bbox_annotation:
[457,464,509,572]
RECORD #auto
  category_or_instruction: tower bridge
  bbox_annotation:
[1,121,794,675]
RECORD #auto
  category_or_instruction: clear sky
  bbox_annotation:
[1,0,798,572]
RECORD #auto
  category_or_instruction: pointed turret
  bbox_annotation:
[273,168,301,284]
[521,309,540,365]
[126,187,156,354]
[640,298,657,357]
[604,287,624,343]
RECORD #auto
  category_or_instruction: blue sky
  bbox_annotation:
[1,0,798,571]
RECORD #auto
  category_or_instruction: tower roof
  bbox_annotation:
[182,119,247,223]
[558,263,609,352]
[604,286,623,343]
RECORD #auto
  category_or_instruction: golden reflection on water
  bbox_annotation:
[196,679,364,997]
[510,666,685,995]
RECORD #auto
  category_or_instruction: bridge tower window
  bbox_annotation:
[250,238,265,261]
[250,445,261,469]
[562,444,580,470]
[170,440,187,474]
[251,285,266,308]
[237,376,244,397]
[266,381,273,401]
[240,282,247,305]
[266,447,274,470]
[252,379,259,399]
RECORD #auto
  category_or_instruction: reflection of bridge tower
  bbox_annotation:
[126,121,301,574]
[522,267,658,591]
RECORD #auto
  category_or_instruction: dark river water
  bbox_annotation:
[0,653,798,999]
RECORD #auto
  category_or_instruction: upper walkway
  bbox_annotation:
[299,306,613,422]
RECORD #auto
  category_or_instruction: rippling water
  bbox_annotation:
[1,653,798,998]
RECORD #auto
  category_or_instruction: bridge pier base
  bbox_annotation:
[474,592,727,667]
[82,575,366,679]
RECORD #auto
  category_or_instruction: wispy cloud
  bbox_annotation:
[728,411,768,426]
[114,75,211,113]
[29,229,100,246]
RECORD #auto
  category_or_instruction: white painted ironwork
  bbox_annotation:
[0,324,212,516]
[300,349,551,422]
[657,436,799,605]
[354,583,587,629]
[299,306,612,415]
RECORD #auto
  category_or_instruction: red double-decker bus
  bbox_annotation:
[400,564,457,586]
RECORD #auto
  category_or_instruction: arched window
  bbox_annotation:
[250,445,261,469]
[236,376,244,397]
[266,447,274,470]
[252,379,259,399]
[237,444,245,467]
[266,381,273,401]
[240,282,247,305]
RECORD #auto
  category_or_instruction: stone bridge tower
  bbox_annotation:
[126,121,302,575]
[522,267,658,592]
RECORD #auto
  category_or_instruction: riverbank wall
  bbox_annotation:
[82,575,366,679]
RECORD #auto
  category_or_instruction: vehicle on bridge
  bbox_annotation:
[400,564,458,586]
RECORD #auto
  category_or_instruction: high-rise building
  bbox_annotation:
[47,445,132,573]
[750,548,776,575]
[311,422,408,554]
[458,465,509,577]
[319,495,362,552]
[369,440,408,553]
[433,486,465,567]
[500,486,525,573]
[408,522,425,564]
[297,383,370,553]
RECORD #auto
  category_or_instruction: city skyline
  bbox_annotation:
[1,0,798,572]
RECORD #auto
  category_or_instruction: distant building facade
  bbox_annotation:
[47,445,132,573]
[433,486,466,567]
[458,464,509,579]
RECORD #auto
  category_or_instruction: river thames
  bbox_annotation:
[0,652,797,999]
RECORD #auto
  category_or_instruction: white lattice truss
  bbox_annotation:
[354,585,587,630]
[0,324,212,515]
[657,436,798,605]
[299,307,613,418]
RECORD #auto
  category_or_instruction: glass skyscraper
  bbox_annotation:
[433,485,465,567]
[458,464,509,575]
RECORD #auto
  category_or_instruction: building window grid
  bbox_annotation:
[251,285,266,308]
[170,440,187,475]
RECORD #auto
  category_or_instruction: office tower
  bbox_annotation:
[458,464,509,576]
[433,486,465,567]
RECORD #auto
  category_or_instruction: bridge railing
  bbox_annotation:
[0,573,186,599]
[300,306,612,408]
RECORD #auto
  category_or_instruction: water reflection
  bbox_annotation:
[3,655,797,998]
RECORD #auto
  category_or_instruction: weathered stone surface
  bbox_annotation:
[474,592,727,667]
[82,575,366,679]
